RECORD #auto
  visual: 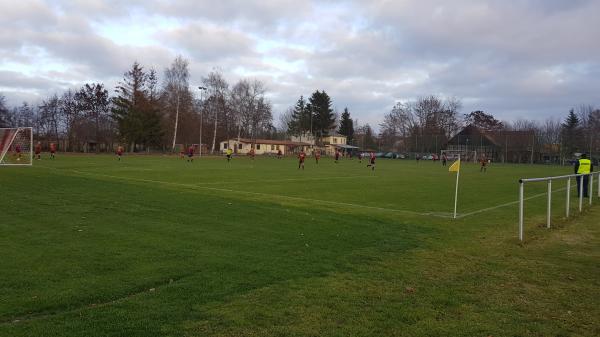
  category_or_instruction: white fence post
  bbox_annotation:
[519,181,524,242]
[579,175,584,212]
[589,174,593,206]
[519,172,599,242]
[566,178,570,218]
[547,180,552,228]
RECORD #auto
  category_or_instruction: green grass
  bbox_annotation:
[0,154,598,337]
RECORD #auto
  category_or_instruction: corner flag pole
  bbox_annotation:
[453,163,460,219]
[449,155,461,219]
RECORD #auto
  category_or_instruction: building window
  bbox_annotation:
[333,138,337,144]
[257,144,261,150]
[238,144,242,150]
[223,143,228,149]
[271,145,275,150]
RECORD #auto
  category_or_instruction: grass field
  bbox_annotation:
[1,154,598,337]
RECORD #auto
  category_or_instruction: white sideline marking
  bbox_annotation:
[38,166,436,217]
[457,186,571,218]
[35,165,570,219]
[104,174,433,216]
[193,175,378,185]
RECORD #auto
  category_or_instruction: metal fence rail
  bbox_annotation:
[518,171,600,241]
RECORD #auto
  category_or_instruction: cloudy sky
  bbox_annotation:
[1,0,599,128]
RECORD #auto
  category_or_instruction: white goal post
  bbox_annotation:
[0,127,33,166]
[440,149,477,162]
[518,171,600,241]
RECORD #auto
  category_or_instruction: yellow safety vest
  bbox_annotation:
[577,159,591,174]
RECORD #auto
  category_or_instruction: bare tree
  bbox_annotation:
[202,70,229,153]
[509,119,538,131]
[277,108,294,134]
[75,83,111,152]
[163,56,190,151]
[39,94,61,144]
[59,90,80,151]
[230,79,250,140]
[540,118,561,145]
[0,94,13,127]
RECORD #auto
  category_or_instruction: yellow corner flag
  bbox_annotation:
[449,159,461,172]
[449,158,461,218]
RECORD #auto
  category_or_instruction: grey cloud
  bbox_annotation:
[158,23,256,62]
[0,0,598,127]
[145,0,312,29]
[0,70,71,90]
[362,0,600,65]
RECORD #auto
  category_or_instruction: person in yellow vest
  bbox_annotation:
[574,153,593,198]
[226,148,233,162]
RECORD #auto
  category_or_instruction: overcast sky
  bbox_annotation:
[1,0,599,128]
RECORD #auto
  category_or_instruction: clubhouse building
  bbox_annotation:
[220,133,358,156]
[219,138,311,155]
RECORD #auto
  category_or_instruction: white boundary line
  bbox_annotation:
[457,186,571,218]
[37,166,439,217]
[192,175,378,185]
[81,171,433,217]
[35,165,568,219]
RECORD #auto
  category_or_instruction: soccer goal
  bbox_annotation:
[441,149,477,162]
[0,127,33,166]
[518,171,600,241]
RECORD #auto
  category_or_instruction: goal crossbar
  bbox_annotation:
[518,171,600,241]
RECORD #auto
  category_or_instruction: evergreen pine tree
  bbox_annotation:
[112,62,163,151]
[562,109,580,129]
[338,107,354,142]
[561,108,581,155]
[308,90,335,140]
[288,96,310,135]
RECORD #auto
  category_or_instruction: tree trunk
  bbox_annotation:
[171,92,180,151]
[95,114,100,153]
[211,103,218,153]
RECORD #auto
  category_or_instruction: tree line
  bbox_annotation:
[377,95,600,162]
[0,56,276,153]
[1,61,598,161]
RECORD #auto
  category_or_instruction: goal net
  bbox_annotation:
[0,127,33,166]
[441,149,477,162]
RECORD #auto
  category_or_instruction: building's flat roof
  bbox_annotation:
[223,138,311,146]
[333,144,359,149]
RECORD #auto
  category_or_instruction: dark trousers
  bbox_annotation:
[576,175,589,198]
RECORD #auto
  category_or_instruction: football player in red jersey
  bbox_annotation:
[298,150,306,170]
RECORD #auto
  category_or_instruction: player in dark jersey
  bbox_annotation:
[298,150,306,170]
[334,149,340,163]
[367,152,376,171]
[49,142,56,159]
[116,146,124,161]
[15,144,22,161]
[315,149,321,164]
[187,145,194,162]
[34,142,42,160]
[480,157,487,172]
